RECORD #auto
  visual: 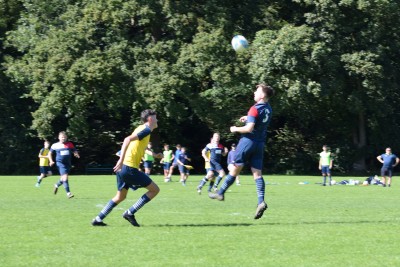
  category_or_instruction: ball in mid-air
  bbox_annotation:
[231,35,249,52]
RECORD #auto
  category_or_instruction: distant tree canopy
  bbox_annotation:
[1,0,400,174]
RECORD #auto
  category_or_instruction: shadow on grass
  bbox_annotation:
[150,223,253,227]
[150,219,392,228]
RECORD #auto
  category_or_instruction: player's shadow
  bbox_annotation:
[151,219,390,228]
[151,223,253,227]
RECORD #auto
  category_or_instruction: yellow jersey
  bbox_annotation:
[123,125,151,168]
[39,148,50,166]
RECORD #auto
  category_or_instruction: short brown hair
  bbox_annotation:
[141,109,157,123]
[257,83,274,98]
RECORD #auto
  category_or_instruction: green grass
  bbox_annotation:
[1,174,399,266]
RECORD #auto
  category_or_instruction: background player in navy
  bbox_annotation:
[227,143,240,186]
[377,147,399,187]
[49,131,80,198]
[197,133,228,194]
[166,144,181,182]
[209,84,274,220]
[177,147,191,186]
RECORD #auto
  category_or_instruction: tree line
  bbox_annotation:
[1,0,400,175]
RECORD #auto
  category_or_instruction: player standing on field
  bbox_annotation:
[209,84,273,220]
[49,131,80,198]
[92,109,161,227]
[377,147,399,187]
[197,133,228,194]
[319,145,333,186]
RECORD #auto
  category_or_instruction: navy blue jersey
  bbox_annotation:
[204,143,224,164]
[380,153,398,168]
[50,141,77,166]
[178,152,189,165]
[242,102,272,142]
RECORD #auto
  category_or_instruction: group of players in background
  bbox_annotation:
[35,82,398,228]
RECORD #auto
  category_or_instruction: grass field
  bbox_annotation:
[1,174,399,267]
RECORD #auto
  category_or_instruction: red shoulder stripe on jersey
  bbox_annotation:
[247,106,259,117]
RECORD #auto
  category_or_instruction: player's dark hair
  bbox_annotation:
[257,83,274,98]
[141,109,157,123]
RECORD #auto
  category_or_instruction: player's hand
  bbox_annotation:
[50,161,55,166]
[318,166,321,170]
[113,159,123,173]
[230,126,236,133]
[239,116,247,123]
[224,147,229,153]
[74,152,80,158]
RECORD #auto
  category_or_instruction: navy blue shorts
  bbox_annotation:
[163,162,171,170]
[143,161,153,169]
[321,165,331,175]
[209,161,223,172]
[56,162,71,175]
[178,165,189,174]
[117,165,152,191]
[39,166,52,175]
[233,137,265,170]
[381,167,393,177]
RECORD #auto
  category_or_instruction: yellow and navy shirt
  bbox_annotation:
[39,148,50,167]
[123,124,152,168]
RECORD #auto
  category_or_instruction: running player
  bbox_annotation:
[227,143,240,185]
[35,140,52,187]
[49,131,80,198]
[197,133,228,194]
[209,83,274,220]
[165,144,181,182]
[160,144,174,181]
[92,109,161,227]
[177,147,191,186]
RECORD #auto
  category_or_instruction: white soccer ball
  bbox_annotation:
[330,180,336,185]
[231,35,249,52]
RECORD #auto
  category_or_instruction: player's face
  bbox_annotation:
[254,86,266,102]
[44,142,50,148]
[386,148,391,154]
[149,115,158,129]
[212,133,220,143]
[59,134,67,143]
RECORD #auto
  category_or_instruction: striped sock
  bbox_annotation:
[218,175,235,195]
[98,200,117,220]
[255,177,265,204]
[198,177,208,189]
[208,181,215,192]
[62,181,70,193]
[128,194,151,215]
[214,176,223,187]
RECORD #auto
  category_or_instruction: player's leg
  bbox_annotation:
[327,169,332,186]
[387,170,392,187]
[58,166,73,198]
[213,166,225,190]
[209,139,248,200]
[322,168,327,186]
[36,167,46,187]
[124,170,160,227]
[53,164,64,194]
[251,167,268,219]
[92,190,128,226]
[198,170,213,193]
[381,168,386,187]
